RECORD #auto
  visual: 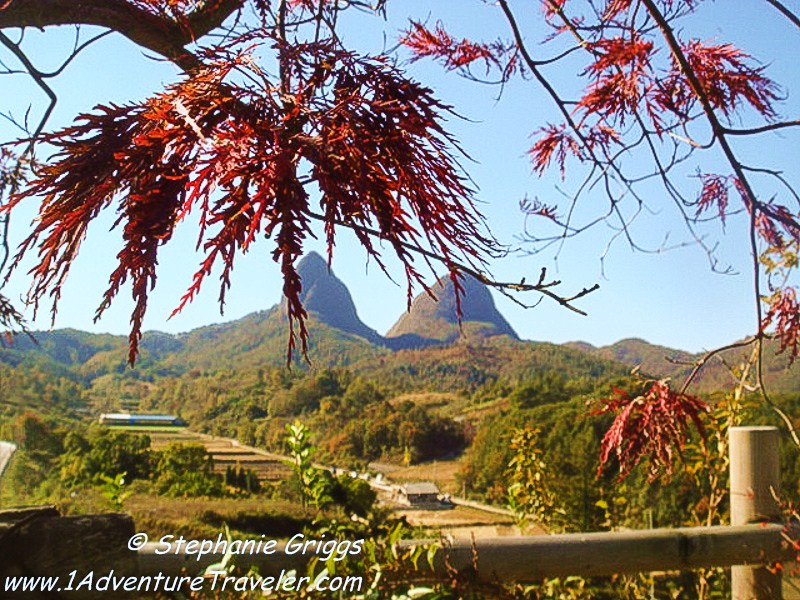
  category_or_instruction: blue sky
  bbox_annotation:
[0,1,796,353]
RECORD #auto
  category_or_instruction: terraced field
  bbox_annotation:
[197,438,292,482]
[112,426,292,482]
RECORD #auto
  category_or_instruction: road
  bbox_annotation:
[0,441,16,480]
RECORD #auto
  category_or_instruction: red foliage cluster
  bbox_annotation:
[529,124,580,178]
[401,22,507,72]
[756,213,785,249]
[404,2,781,186]
[551,34,777,171]
[739,189,800,250]
[287,0,324,10]
[575,34,777,133]
[758,202,800,248]
[584,123,622,153]
[697,175,799,253]
[695,175,799,360]
[530,123,621,177]
[602,0,636,21]
[695,174,731,223]
[679,41,779,118]
[602,0,697,22]
[5,39,493,364]
[0,148,21,194]
[587,35,654,75]
[650,40,778,123]
[541,0,567,19]
[763,288,800,362]
[578,34,654,126]
[595,380,709,481]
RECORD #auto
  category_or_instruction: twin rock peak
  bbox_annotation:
[294,251,518,351]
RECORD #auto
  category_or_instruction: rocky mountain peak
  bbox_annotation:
[293,252,383,344]
[386,274,518,346]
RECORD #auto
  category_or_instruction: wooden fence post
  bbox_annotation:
[730,425,781,600]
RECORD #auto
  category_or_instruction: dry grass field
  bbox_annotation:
[372,457,464,495]
[393,505,520,539]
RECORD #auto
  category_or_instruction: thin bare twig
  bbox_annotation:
[304,209,599,315]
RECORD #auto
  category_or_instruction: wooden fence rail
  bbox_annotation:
[138,522,795,580]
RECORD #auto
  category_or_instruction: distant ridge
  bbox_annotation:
[386,274,518,348]
[567,337,799,393]
[2,264,797,393]
[564,338,694,381]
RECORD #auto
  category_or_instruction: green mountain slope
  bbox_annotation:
[352,335,629,396]
[159,307,387,372]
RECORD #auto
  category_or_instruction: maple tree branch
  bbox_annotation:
[0,29,60,295]
[0,212,8,275]
[639,9,762,273]
[765,0,800,30]
[676,336,758,395]
[0,26,110,283]
[0,30,56,147]
[44,29,115,78]
[641,0,800,443]
[0,291,30,340]
[0,0,242,331]
[501,0,654,255]
[741,165,800,206]
[757,342,800,446]
[496,0,591,155]
[722,120,800,136]
[0,0,244,70]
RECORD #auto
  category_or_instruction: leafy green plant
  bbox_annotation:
[98,472,130,511]
[285,420,326,509]
[506,427,568,533]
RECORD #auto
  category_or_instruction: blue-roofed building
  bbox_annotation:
[99,413,187,427]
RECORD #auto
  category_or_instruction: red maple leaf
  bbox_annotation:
[658,40,779,120]
[520,196,560,221]
[739,185,800,250]
[578,34,655,126]
[594,380,709,481]
[529,123,581,178]
[401,21,504,72]
[695,174,730,223]
[763,288,800,363]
